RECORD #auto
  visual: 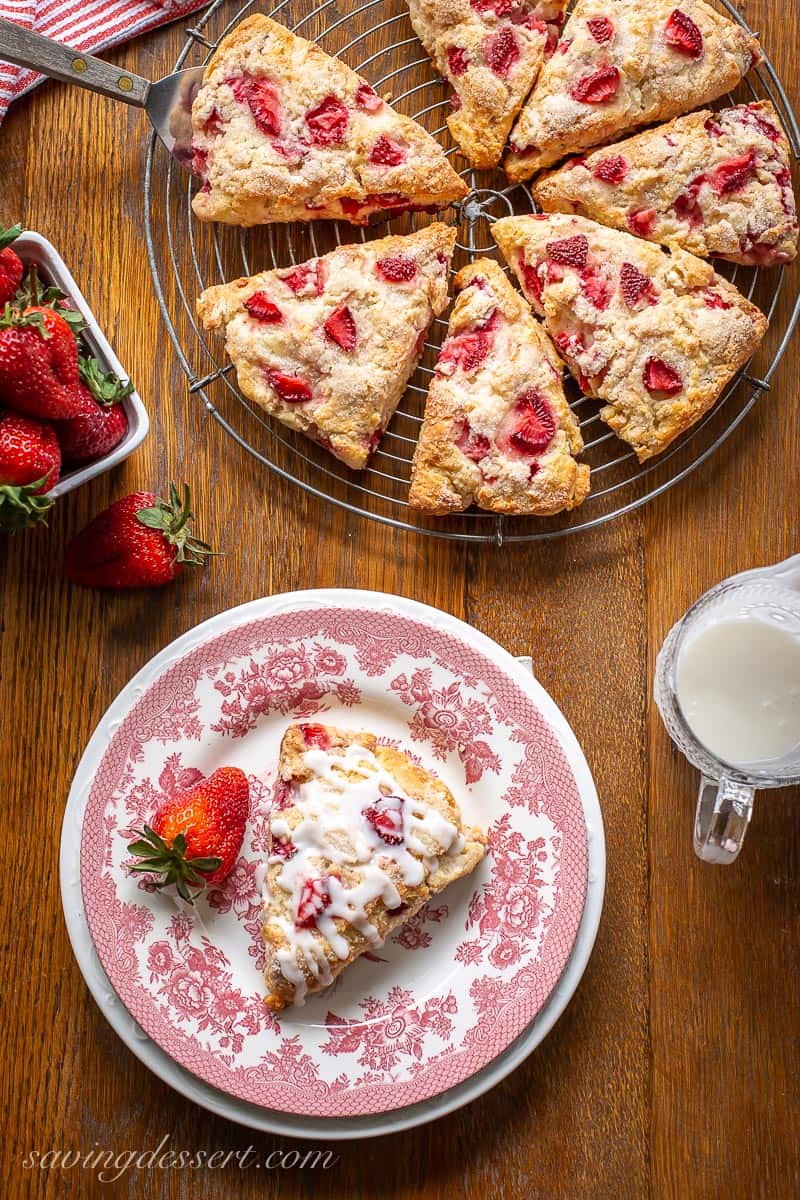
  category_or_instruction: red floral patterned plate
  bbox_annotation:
[73,591,592,1118]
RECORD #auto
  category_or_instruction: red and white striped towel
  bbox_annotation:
[0,0,208,126]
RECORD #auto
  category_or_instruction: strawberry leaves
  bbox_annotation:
[135,482,216,567]
[78,355,134,406]
[127,823,223,904]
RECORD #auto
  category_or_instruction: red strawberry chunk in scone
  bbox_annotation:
[369,135,407,166]
[546,234,589,267]
[363,796,404,845]
[295,876,331,928]
[456,421,491,462]
[245,292,283,322]
[483,27,520,77]
[507,390,556,456]
[305,95,349,145]
[620,262,658,308]
[301,723,331,749]
[375,256,418,283]
[592,155,628,183]
[323,306,357,351]
[587,17,614,43]
[267,369,313,404]
[643,357,683,395]
[447,46,469,77]
[570,65,620,105]
[355,82,383,112]
[438,329,494,374]
[227,76,282,135]
[664,9,703,58]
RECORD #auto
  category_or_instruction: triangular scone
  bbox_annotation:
[409,259,589,515]
[262,723,486,1010]
[493,213,768,461]
[197,224,456,469]
[190,14,467,226]
[405,0,568,170]
[533,102,799,267]
[505,0,760,182]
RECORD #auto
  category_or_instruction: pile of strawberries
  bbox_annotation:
[0,223,132,533]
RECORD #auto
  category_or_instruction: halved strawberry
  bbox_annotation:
[267,370,313,404]
[363,797,404,845]
[570,65,620,105]
[643,357,683,395]
[369,135,406,166]
[296,876,331,928]
[483,27,520,77]
[587,17,614,42]
[627,208,657,237]
[447,45,469,76]
[323,305,357,352]
[245,292,283,322]
[305,95,349,146]
[620,262,658,308]
[592,155,628,184]
[509,391,556,455]
[375,256,417,283]
[301,723,331,749]
[546,234,589,267]
[664,9,703,58]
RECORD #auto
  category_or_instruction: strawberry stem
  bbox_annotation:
[78,356,134,406]
[0,476,56,532]
[126,823,222,904]
[135,482,217,567]
[0,223,22,251]
[0,302,50,337]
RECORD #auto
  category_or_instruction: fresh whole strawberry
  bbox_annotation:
[0,225,24,306]
[65,482,215,589]
[127,766,250,901]
[0,410,60,531]
[0,304,82,419]
[55,356,131,464]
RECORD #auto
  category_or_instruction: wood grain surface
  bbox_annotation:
[1,1,798,1197]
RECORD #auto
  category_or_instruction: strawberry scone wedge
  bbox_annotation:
[405,0,568,169]
[533,101,799,267]
[262,723,486,1010]
[190,14,467,226]
[409,258,589,515]
[504,0,760,182]
[197,224,456,469]
[493,212,768,461]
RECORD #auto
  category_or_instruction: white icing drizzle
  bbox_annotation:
[264,741,461,1004]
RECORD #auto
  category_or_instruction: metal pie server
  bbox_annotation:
[0,18,205,166]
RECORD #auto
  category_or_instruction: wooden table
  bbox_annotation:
[1,2,798,1196]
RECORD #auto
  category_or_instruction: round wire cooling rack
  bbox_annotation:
[145,0,800,545]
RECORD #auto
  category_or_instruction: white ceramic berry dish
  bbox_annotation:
[12,231,149,497]
[60,590,604,1137]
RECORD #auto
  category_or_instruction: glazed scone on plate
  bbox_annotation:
[262,723,486,1010]
[405,0,568,169]
[533,101,799,266]
[190,14,468,226]
[409,258,589,515]
[196,224,455,469]
[505,0,760,181]
[493,212,768,460]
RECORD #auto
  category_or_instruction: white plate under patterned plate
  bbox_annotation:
[61,590,604,1135]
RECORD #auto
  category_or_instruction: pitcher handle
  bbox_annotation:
[694,775,755,864]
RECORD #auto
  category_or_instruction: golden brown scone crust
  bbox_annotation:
[190,14,467,226]
[409,258,589,515]
[533,102,798,266]
[494,212,767,461]
[505,0,760,181]
[196,224,456,469]
[262,724,486,1011]
[405,0,568,169]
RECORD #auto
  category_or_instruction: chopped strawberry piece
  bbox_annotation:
[451,94,462,111]
[587,17,614,43]
[509,390,556,456]
[483,27,520,77]
[711,151,756,195]
[704,116,723,138]
[547,262,565,285]
[305,95,349,146]
[273,779,295,810]
[702,289,733,310]
[565,155,588,171]
[558,38,573,55]
[271,836,297,859]
[376,256,417,283]
[301,723,331,748]
[438,330,492,373]
[279,262,324,296]
[323,305,357,352]
[296,876,331,928]
[627,208,657,237]
[664,9,703,58]
[363,797,404,846]
[191,146,208,178]
[674,181,704,228]
[244,292,283,323]
[620,262,658,308]
[592,155,628,184]
[456,421,491,463]
[546,234,588,267]
[471,0,514,14]
[643,357,683,395]
[227,76,282,136]
[267,370,313,404]
[519,255,544,305]
[555,330,585,358]
[369,135,406,166]
[743,103,780,142]
[372,192,410,208]
[355,83,383,112]
[447,45,469,76]
[570,64,620,104]
[580,266,612,311]
[203,107,224,136]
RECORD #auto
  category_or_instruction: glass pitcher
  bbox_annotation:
[654,554,800,864]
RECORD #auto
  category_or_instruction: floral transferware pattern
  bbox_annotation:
[80,605,587,1117]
